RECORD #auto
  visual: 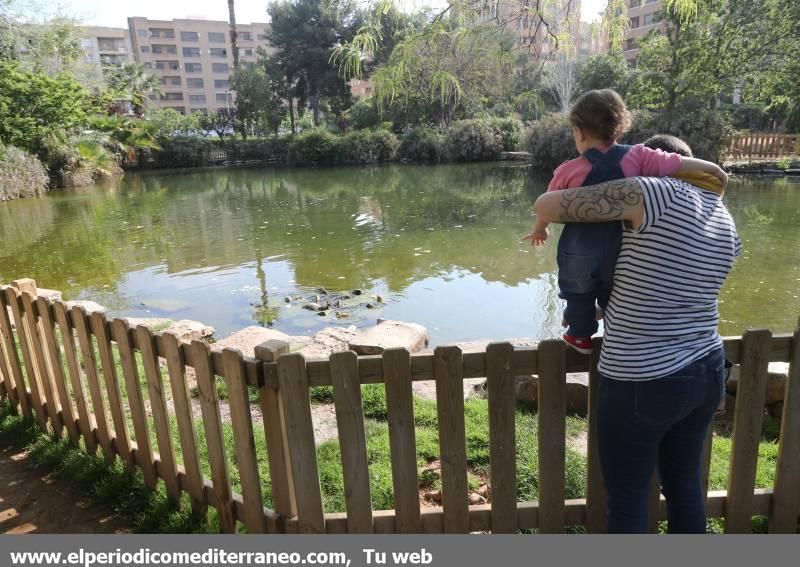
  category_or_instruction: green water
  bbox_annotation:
[0,164,797,344]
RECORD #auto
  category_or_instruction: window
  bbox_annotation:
[240,48,253,56]
[160,76,181,86]
[152,45,177,55]
[140,46,150,53]
[148,93,158,100]
[239,32,252,41]
[643,11,663,25]
[150,28,175,39]
[169,107,186,114]
[137,29,147,37]
[187,78,204,88]
[162,92,184,101]
[185,62,202,73]
[625,38,637,51]
[646,0,659,4]
[180,31,199,42]
[212,62,229,73]
[182,47,201,57]
[630,16,639,28]
[192,108,208,116]
[155,60,180,70]
[629,0,642,7]
[189,94,206,104]
[208,32,226,43]
[210,48,227,58]
[216,92,230,103]
[257,33,268,41]
[214,79,229,88]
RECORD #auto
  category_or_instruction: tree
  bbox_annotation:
[0,61,88,155]
[228,0,239,69]
[200,109,236,140]
[107,63,161,116]
[143,108,200,138]
[268,0,360,126]
[230,60,287,136]
[545,52,580,114]
[576,53,629,97]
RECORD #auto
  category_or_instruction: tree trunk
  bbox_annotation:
[289,100,296,134]
[228,0,239,69]
[312,87,321,127]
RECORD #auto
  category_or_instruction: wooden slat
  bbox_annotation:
[0,290,27,415]
[434,346,469,533]
[585,337,607,533]
[54,302,95,452]
[770,327,800,533]
[537,339,567,533]
[6,288,48,429]
[329,350,373,533]
[221,348,267,533]
[36,299,79,444]
[72,305,114,461]
[162,331,205,511]
[136,325,181,501]
[111,318,156,487]
[90,313,131,462]
[254,340,297,525]
[486,342,516,534]
[277,352,325,534]
[190,339,235,533]
[382,348,421,533]
[726,329,771,533]
[19,293,63,433]
[700,425,713,496]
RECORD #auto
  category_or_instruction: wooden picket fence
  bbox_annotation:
[0,278,799,534]
[724,132,800,161]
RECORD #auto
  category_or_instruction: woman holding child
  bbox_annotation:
[523,90,740,533]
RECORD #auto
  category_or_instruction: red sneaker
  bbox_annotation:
[563,334,592,355]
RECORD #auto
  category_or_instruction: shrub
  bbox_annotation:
[339,129,399,164]
[524,113,577,171]
[486,117,523,152]
[444,119,504,162]
[398,127,446,163]
[623,107,734,163]
[287,129,341,166]
[348,97,382,130]
[0,144,49,201]
[148,137,214,168]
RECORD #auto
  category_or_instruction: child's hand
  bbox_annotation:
[522,225,549,246]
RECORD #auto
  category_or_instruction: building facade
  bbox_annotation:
[622,0,666,65]
[127,17,272,115]
[79,26,134,71]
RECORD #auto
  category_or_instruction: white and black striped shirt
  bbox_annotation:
[598,177,742,381]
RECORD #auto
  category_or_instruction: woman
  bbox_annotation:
[528,156,740,533]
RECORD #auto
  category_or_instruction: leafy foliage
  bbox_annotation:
[0,143,49,200]
[288,129,342,166]
[576,53,630,98]
[524,112,576,172]
[398,126,445,163]
[106,63,161,116]
[339,129,399,164]
[444,119,504,162]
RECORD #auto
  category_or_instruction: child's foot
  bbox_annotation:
[563,334,592,355]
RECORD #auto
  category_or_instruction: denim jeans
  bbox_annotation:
[597,347,726,533]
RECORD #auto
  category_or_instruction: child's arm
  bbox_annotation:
[676,156,728,188]
[523,159,585,246]
[522,217,549,246]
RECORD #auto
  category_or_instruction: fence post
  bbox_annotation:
[255,339,297,532]
[537,340,567,533]
[769,323,800,532]
[0,288,28,416]
[585,337,607,533]
[486,342,516,534]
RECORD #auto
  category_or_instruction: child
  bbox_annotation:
[523,89,727,354]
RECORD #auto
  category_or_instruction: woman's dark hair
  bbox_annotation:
[643,134,693,157]
[568,89,632,142]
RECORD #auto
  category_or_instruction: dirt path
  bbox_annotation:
[0,447,130,534]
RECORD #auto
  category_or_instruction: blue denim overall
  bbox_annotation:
[557,144,631,337]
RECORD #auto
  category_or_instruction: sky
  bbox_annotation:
[15,0,608,28]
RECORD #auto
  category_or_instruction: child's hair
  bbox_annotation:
[643,134,693,157]
[568,89,632,142]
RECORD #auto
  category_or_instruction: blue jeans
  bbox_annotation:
[597,347,726,533]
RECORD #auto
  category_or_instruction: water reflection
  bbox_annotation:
[0,165,797,343]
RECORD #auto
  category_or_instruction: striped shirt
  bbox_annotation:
[598,177,742,381]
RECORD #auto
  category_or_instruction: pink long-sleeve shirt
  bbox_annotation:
[547,143,682,191]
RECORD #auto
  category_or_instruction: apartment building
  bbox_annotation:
[623,0,666,65]
[78,26,134,70]
[127,17,272,115]
[494,0,581,58]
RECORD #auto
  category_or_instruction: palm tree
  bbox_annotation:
[228,0,239,69]
[108,63,161,117]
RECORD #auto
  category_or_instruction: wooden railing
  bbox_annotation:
[0,278,798,534]
[724,132,799,161]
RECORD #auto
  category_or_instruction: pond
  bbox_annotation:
[1,164,798,345]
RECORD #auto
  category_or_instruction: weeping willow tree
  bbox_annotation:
[330,0,580,125]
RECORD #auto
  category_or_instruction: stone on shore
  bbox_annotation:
[36,288,62,302]
[726,362,789,404]
[163,319,214,342]
[349,320,429,355]
[212,326,292,353]
[515,372,590,415]
[126,317,174,331]
[65,300,106,314]
[299,326,358,359]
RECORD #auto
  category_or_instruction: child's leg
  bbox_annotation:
[562,292,600,338]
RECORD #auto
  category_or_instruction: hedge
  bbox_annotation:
[0,144,49,201]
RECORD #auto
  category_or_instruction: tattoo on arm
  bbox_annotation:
[556,178,643,222]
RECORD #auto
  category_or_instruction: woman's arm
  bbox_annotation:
[529,177,645,231]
